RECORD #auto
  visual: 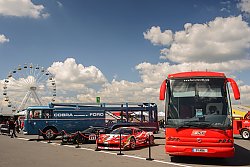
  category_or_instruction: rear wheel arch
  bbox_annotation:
[42,126,58,140]
[129,136,136,150]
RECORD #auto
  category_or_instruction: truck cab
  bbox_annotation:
[233,111,250,140]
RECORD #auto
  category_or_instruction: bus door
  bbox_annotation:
[27,109,53,134]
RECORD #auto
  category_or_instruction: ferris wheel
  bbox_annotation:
[3,63,56,112]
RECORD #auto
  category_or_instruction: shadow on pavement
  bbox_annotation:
[170,144,250,166]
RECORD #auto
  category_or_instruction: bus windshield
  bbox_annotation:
[167,78,232,130]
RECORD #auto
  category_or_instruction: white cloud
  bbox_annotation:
[0,0,49,19]
[2,13,250,113]
[143,26,173,46]
[238,85,250,104]
[143,15,250,107]
[145,16,250,64]
[57,1,63,8]
[136,60,250,84]
[221,1,231,5]
[84,79,161,108]
[47,58,162,105]
[1,57,250,114]
[48,58,108,93]
[136,61,250,107]
[220,1,231,13]
[220,8,230,13]
[0,34,9,43]
[238,0,250,14]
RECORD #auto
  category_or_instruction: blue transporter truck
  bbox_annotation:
[23,103,159,139]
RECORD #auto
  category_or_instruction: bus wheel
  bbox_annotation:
[43,127,58,140]
[241,129,250,140]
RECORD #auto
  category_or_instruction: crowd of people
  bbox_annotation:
[0,116,23,138]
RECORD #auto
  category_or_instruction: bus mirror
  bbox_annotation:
[48,102,54,108]
[159,80,167,100]
[227,78,240,100]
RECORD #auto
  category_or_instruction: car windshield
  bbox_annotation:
[82,127,106,133]
[166,77,232,129]
[111,128,133,135]
[82,128,94,133]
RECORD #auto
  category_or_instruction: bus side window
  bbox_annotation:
[29,111,34,119]
[43,110,52,119]
[34,110,42,119]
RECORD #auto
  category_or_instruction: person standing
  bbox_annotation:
[9,117,17,138]
[160,119,165,128]
[15,118,20,133]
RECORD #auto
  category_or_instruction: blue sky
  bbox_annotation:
[0,0,241,81]
[0,0,250,112]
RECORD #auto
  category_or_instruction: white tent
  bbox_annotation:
[14,110,27,116]
[158,112,165,117]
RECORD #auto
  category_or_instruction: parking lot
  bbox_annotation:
[0,130,249,167]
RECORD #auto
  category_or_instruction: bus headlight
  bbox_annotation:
[167,137,180,141]
[218,139,232,143]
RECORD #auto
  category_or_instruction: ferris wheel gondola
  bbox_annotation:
[3,63,56,112]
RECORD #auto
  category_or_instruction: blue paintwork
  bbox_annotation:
[23,105,105,135]
[23,102,159,135]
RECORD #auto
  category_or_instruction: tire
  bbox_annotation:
[73,135,84,144]
[81,137,88,144]
[43,127,58,140]
[241,129,250,140]
[130,137,136,150]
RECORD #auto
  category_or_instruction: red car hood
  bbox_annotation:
[99,134,130,143]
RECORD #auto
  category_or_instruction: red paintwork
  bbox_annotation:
[165,71,240,100]
[160,71,241,158]
[165,128,234,157]
[168,71,225,79]
[233,111,250,137]
[227,78,240,100]
[159,80,166,100]
[97,127,154,150]
[111,111,132,117]
[160,71,230,101]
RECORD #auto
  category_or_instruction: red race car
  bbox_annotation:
[97,127,154,150]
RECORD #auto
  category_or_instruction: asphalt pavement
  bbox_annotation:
[0,130,249,167]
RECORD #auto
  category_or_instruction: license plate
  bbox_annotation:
[192,148,208,152]
[89,134,96,140]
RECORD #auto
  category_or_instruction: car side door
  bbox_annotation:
[134,129,145,145]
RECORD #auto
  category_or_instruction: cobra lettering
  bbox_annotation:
[54,113,73,117]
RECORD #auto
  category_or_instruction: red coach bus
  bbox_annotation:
[159,71,240,158]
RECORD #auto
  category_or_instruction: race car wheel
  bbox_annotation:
[241,129,250,140]
[81,137,88,144]
[73,135,84,144]
[130,137,136,150]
